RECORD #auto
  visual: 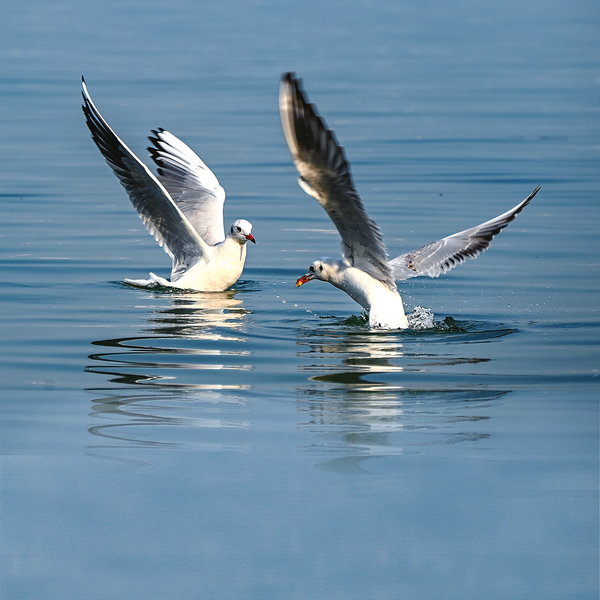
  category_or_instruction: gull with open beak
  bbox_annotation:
[280,72,539,329]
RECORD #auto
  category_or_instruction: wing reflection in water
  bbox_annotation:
[295,326,509,472]
[138,288,251,339]
[86,290,253,453]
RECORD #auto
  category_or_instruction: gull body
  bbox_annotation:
[297,258,408,329]
[82,79,255,292]
[280,72,540,329]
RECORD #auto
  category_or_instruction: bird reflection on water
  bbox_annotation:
[294,323,511,472]
[85,288,517,465]
[86,290,253,452]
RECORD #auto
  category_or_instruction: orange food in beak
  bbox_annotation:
[296,274,313,287]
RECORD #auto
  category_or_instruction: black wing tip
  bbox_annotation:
[513,184,541,216]
[526,184,541,201]
[147,129,169,163]
[523,184,541,204]
[529,185,541,201]
[80,77,95,119]
[282,71,298,85]
[147,128,166,144]
[281,72,312,110]
[147,131,160,148]
[281,72,306,105]
[281,71,346,156]
[81,77,89,103]
[454,185,543,264]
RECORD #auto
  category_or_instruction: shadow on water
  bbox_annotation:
[86,290,253,452]
[294,320,514,472]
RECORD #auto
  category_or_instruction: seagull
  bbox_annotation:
[279,72,540,329]
[81,78,255,292]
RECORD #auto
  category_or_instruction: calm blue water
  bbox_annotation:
[1,1,598,598]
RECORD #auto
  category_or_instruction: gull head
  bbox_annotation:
[296,258,337,287]
[230,219,256,245]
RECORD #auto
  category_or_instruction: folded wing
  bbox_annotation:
[389,186,540,280]
[147,129,226,247]
[279,72,395,290]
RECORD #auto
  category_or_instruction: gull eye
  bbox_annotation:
[309,265,315,272]
[236,226,242,233]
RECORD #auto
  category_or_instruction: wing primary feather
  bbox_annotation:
[279,72,395,289]
[146,128,226,246]
[389,186,540,280]
[81,78,209,271]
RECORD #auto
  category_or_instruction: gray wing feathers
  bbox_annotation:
[81,79,210,280]
[147,129,226,246]
[389,186,540,280]
[279,73,395,290]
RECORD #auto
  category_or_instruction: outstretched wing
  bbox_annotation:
[147,129,226,246]
[389,186,540,280]
[279,72,395,290]
[81,78,211,279]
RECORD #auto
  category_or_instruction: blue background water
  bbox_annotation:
[1,0,598,598]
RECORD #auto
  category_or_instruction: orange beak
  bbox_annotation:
[296,273,314,287]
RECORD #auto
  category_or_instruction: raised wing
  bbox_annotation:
[81,78,211,280]
[389,186,540,280]
[279,72,395,290]
[147,129,226,246]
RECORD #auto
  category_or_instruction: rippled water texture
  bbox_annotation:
[1,0,598,598]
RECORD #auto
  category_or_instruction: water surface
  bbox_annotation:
[1,0,598,598]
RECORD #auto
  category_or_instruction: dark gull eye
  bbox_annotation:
[309,265,315,272]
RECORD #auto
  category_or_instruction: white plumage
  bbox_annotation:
[82,79,255,292]
[280,72,540,329]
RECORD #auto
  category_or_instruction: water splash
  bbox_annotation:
[407,306,435,330]
[341,307,459,332]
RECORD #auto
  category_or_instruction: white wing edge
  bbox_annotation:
[81,78,212,263]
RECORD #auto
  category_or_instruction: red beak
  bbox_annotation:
[245,233,256,244]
